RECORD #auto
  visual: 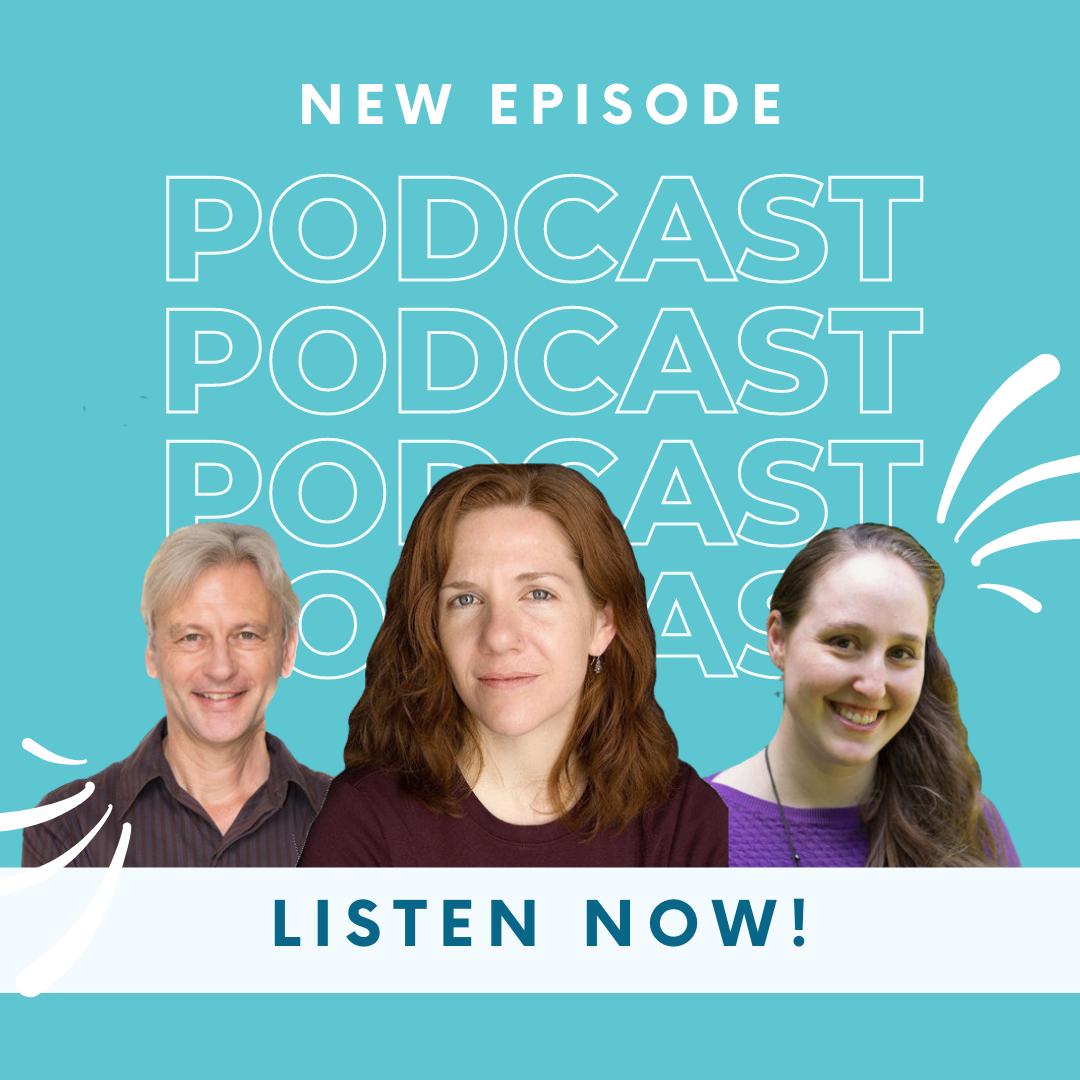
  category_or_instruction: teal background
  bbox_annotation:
[6,993,1073,1074]
[1,0,1075,1046]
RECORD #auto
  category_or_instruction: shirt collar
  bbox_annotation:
[113,719,171,819]
[263,729,327,811]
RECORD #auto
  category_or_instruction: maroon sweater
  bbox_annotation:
[299,761,728,867]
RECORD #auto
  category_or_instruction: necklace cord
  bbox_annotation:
[764,744,801,867]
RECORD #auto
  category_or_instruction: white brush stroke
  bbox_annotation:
[21,737,87,765]
[971,520,1080,566]
[976,583,1043,613]
[0,782,94,831]
[937,354,1060,524]
[955,455,1080,541]
[16,822,131,997]
[0,805,114,895]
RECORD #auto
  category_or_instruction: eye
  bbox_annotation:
[829,635,856,650]
[237,631,259,641]
[527,588,552,601]
[450,593,479,608]
[180,633,201,644]
[889,645,918,661]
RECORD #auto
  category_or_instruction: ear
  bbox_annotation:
[145,636,158,680]
[589,601,617,657]
[280,625,299,678]
[766,610,786,673]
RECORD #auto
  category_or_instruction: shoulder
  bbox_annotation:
[35,755,128,812]
[979,795,1021,867]
[21,757,130,867]
[298,767,416,867]
[330,765,404,799]
[671,762,728,822]
[313,766,409,821]
[707,751,771,801]
[639,761,728,867]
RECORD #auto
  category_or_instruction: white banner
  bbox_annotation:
[1,868,1074,994]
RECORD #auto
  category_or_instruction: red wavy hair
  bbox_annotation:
[344,463,679,836]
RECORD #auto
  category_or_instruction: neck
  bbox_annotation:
[460,719,579,826]
[765,717,878,808]
[163,722,271,833]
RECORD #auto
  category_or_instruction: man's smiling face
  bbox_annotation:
[146,561,297,749]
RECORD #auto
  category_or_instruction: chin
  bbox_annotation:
[472,702,571,742]
[826,730,891,767]
[476,715,544,739]
[193,713,261,743]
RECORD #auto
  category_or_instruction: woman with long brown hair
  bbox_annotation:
[300,463,728,866]
[709,523,1018,867]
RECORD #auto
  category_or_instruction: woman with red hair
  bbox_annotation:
[300,463,727,866]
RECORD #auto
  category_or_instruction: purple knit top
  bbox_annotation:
[708,779,1021,867]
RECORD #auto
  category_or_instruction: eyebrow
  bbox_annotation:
[820,621,924,644]
[166,621,275,636]
[440,571,570,591]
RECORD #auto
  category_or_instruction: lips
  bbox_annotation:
[477,673,538,690]
[828,700,883,729]
[194,690,247,703]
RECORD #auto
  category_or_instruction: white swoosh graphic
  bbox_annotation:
[21,738,88,765]
[976,583,1043,613]
[955,455,1080,541]
[0,782,95,831]
[937,353,1060,524]
[16,821,131,997]
[971,521,1080,566]
[0,805,114,896]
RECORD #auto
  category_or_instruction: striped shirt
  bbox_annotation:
[21,720,331,868]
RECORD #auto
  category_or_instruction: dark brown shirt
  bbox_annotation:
[21,720,331,868]
[299,761,728,867]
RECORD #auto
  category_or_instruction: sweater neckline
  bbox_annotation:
[452,767,578,845]
[462,788,575,845]
[711,782,866,826]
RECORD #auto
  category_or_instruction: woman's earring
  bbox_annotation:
[592,655,602,674]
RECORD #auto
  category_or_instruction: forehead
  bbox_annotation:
[444,506,577,574]
[162,561,277,622]
[800,552,930,632]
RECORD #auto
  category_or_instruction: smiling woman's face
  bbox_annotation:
[768,552,931,774]
[437,506,615,749]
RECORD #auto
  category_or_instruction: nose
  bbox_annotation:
[478,599,523,654]
[203,637,239,682]
[851,653,887,702]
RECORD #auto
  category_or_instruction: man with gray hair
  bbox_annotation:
[22,524,331,867]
